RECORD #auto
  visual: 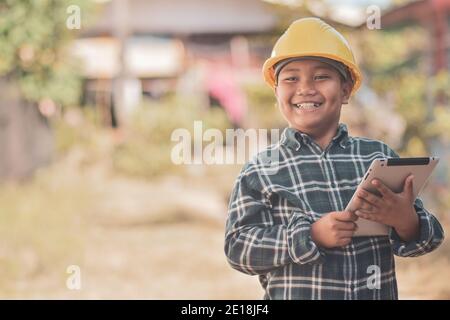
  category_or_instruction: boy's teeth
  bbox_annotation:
[295,103,320,108]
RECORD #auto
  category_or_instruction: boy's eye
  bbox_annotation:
[283,76,298,82]
[315,75,330,80]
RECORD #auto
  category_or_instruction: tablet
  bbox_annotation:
[345,157,439,237]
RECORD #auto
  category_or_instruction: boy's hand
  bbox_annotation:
[310,211,358,248]
[353,174,419,241]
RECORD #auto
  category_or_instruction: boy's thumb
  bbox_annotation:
[405,175,414,193]
[338,210,357,221]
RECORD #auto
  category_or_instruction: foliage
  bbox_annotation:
[0,0,93,105]
[243,83,285,130]
[359,25,449,155]
[112,96,232,179]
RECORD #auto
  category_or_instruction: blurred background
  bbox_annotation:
[0,0,449,299]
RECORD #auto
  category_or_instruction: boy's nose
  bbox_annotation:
[295,79,317,96]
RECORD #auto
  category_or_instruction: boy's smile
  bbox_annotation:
[275,59,352,148]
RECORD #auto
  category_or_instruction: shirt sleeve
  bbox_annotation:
[224,168,325,275]
[389,197,444,257]
[384,144,445,257]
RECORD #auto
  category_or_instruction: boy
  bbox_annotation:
[224,17,444,300]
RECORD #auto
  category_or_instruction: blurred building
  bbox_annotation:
[73,0,277,128]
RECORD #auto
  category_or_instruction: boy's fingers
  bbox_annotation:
[371,179,396,201]
[403,175,414,196]
[339,230,356,238]
[355,210,379,222]
[336,221,357,231]
[356,198,376,212]
[349,211,359,221]
[357,189,382,207]
[352,195,367,210]
[335,210,358,222]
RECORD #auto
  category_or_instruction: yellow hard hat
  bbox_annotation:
[262,17,362,96]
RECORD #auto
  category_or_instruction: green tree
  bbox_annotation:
[0,0,93,104]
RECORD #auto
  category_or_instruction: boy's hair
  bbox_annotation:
[273,56,352,85]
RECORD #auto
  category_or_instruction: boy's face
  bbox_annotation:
[275,59,352,136]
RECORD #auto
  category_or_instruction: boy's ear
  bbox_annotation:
[341,81,352,105]
[274,85,279,98]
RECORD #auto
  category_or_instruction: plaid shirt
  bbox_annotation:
[225,123,444,300]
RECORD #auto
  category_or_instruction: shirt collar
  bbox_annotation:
[280,123,353,151]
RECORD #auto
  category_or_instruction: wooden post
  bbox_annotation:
[112,0,130,128]
[0,78,53,181]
